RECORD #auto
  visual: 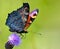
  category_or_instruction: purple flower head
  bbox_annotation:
[29,9,39,17]
[8,33,21,46]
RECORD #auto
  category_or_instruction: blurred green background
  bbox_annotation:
[0,0,60,49]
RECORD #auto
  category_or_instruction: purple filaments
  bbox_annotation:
[8,33,21,46]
